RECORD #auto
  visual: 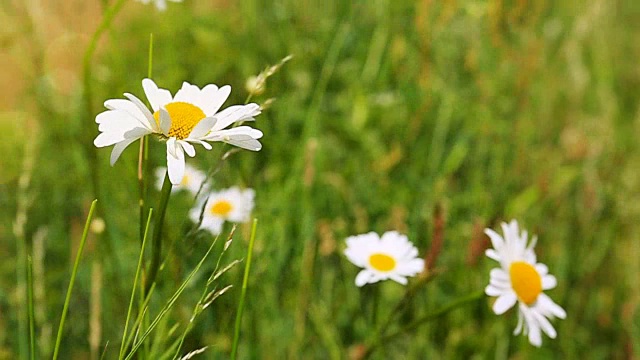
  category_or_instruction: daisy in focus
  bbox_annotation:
[344,231,424,287]
[135,0,182,11]
[94,78,263,185]
[189,187,255,235]
[484,220,566,347]
[154,164,206,195]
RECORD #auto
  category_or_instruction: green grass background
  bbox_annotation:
[1,0,639,358]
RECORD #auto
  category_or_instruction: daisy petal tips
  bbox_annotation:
[484,220,566,347]
[94,79,264,185]
[344,231,424,287]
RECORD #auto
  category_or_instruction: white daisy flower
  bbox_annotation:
[94,78,263,185]
[484,220,567,347]
[154,164,206,195]
[189,187,255,235]
[135,0,182,11]
[344,231,425,287]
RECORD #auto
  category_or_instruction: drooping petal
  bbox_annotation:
[492,292,517,315]
[186,139,213,150]
[109,137,139,165]
[388,274,408,285]
[355,270,373,287]
[179,140,196,157]
[531,309,557,339]
[166,138,186,185]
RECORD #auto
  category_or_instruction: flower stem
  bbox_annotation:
[145,173,173,294]
[231,219,258,360]
[52,200,98,360]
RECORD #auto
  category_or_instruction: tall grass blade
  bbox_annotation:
[52,199,98,360]
[124,234,219,360]
[119,209,154,359]
[27,255,35,360]
[231,219,258,360]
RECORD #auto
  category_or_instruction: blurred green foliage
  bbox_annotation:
[1,0,640,358]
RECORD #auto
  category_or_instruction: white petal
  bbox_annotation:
[94,132,123,147]
[492,292,517,315]
[355,270,373,287]
[205,127,263,151]
[218,135,263,151]
[200,85,231,116]
[485,249,501,262]
[388,274,408,285]
[485,284,504,297]
[122,93,158,131]
[166,138,185,185]
[159,108,171,135]
[535,263,549,276]
[538,293,567,319]
[110,138,138,165]
[188,117,216,139]
[187,139,213,150]
[179,140,196,157]
[489,268,509,281]
[211,103,261,131]
[142,78,173,112]
[484,228,505,252]
[514,310,524,335]
[519,305,542,346]
[541,274,557,290]
[173,82,201,103]
[532,310,557,339]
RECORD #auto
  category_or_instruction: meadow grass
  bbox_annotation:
[1,0,639,358]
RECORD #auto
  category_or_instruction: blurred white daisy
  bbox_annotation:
[154,164,206,195]
[485,220,566,347]
[135,0,182,11]
[189,187,255,235]
[94,78,263,185]
[344,231,424,287]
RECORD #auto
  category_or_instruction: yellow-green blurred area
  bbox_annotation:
[1,0,640,358]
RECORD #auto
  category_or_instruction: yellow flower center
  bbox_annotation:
[210,200,233,217]
[180,174,191,186]
[369,253,396,272]
[153,102,206,140]
[509,261,542,305]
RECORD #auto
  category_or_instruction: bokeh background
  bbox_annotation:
[1,0,639,358]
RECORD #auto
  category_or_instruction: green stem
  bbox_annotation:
[52,200,98,360]
[230,219,258,360]
[145,173,173,294]
[370,284,380,326]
